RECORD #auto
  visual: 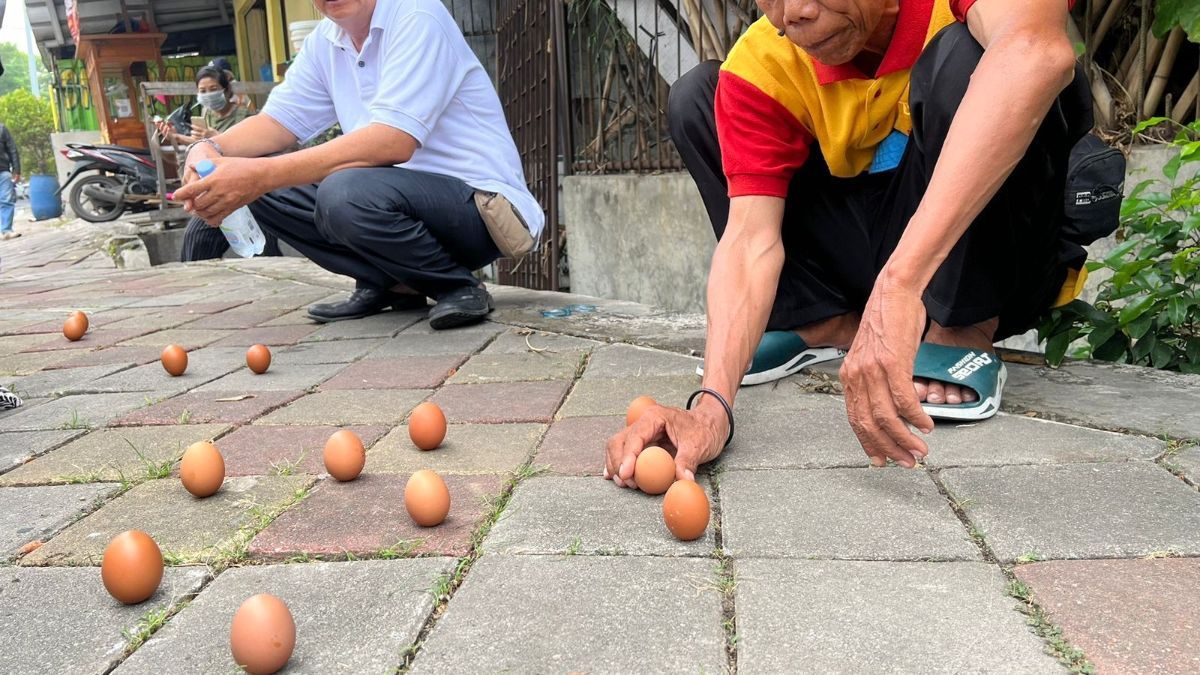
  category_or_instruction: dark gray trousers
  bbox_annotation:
[247,167,499,298]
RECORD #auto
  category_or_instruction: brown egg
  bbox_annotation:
[63,312,88,342]
[100,530,163,604]
[230,593,296,675]
[404,469,451,527]
[634,446,676,495]
[161,344,188,376]
[626,395,657,426]
[662,479,710,541]
[408,402,447,451]
[323,429,365,481]
[180,441,225,498]
[246,344,272,374]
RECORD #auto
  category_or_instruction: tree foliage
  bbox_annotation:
[1153,0,1200,42]
[0,43,52,98]
[0,88,56,175]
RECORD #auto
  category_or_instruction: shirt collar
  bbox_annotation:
[810,0,935,85]
[320,3,388,52]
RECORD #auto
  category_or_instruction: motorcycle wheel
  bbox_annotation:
[69,174,125,223]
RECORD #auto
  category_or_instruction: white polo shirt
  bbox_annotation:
[262,0,545,238]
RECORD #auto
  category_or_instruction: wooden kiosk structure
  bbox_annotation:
[75,32,167,148]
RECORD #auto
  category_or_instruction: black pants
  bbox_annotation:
[668,24,1091,340]
[180,216,283,262]
[247,167,500,298]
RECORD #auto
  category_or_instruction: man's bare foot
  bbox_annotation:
[917,319,999,405]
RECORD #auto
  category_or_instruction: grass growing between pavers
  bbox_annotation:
[929,469,1096,674]
[1158,439,1198,488]
[708,463,741,675]
[162,486,313,573]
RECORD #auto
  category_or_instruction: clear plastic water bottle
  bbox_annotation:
[194,159,266,257]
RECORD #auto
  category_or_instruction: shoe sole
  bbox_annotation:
[306,304,404,324]
[428,305,493,331]
[696,348,846,386]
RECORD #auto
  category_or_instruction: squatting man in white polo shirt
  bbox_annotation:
[175,0,544,329]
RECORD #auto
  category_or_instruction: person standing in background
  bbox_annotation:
[0,122,20,240]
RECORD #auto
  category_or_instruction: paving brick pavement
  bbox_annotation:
[3,224,1198,673]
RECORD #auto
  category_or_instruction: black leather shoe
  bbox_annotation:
[428,285,493,330]
[307,288,427,323]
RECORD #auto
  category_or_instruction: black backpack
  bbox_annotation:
[1062,133,1124,246]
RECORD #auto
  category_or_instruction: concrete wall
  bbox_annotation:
[50,131,103,186]
[563,173,715,313]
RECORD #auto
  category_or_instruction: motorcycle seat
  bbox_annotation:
[93,144,153,157]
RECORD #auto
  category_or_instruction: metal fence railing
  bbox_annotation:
[564,0,760,174]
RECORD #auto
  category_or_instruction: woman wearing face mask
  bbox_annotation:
[172,66,279,261]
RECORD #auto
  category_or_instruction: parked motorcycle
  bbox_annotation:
[56,142,165,223]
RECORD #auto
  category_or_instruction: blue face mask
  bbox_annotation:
[198,91,228,112]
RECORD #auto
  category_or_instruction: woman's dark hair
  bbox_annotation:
[195,66,232,92]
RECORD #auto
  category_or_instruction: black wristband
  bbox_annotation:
[687,387,734,448]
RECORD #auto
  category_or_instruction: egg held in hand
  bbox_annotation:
[634,446,676,495]
[100,530,163,604]
[626,395,656,426]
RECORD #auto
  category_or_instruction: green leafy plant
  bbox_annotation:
[0,88,55,175]
[1039,119,1200,372]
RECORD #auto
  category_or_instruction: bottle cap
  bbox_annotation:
[195,159,216,177]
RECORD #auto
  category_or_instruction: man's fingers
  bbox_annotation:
[887,370,934,439]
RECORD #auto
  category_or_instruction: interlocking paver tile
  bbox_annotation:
[50,345,163,369]
[1015,558,1200,674]
[369,423,544,475]
[719,389,869,470]
[482,475,715,556]
[482,328,601,354]
[5,363,136,398]
[219,425,389,476]
[194,362,347,392]
[1170,445,1200,485]
[209,324,322,348]
[255,390,430,426]
[248,473,503,559]
[447,349,585,384]
[409,556,726,674]
[581,343,702,379]
[429,381,570,423]
[271,338,385,365]
[0,483,119,558]
[721,468,978,560]
[115,560,453,675]
[737,560,1060,673]
[924,414,1165,467]
[320,355,465,390]
[557,375,699,418]
[369,322,502,357]
[22,475,313,565]
[0,393,150,432]
[85,346,248,395]
[112,390,303,426]
[0,425,230,485]
[300,309,426,341]
[0,567,208,674]
[534,415,624,475]
[940,463,1200,561]
[0,429,85,472]
[178,308,287,330]
[0,350,76,375]
[118,328,236,350]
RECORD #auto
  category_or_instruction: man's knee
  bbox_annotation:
[314,169,376,242]
[668,60,721,147]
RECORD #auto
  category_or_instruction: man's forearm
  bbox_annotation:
[700,197,787,408]
[208,115,299,160]
[256,123,418,192]
[885,31,1076,289]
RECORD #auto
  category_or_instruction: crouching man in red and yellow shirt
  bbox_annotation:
[606,0,1096,485]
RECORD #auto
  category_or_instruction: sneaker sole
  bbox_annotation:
[695,348,846,386]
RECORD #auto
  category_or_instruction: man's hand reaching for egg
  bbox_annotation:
[604,401,728,489]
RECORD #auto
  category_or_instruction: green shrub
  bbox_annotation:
[1039,119,1200,373]
[0,89,55,176]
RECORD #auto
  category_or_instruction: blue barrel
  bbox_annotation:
[29,174,64,220]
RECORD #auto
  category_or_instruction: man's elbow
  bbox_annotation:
[1005,31,1077,90]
